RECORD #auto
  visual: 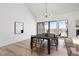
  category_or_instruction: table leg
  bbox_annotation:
[31,37,33,49]
[56,39,58,50]
[48,39,50,54]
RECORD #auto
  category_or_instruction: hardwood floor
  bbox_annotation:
[0,38,68,56]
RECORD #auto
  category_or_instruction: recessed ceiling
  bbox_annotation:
[25,3,79,19]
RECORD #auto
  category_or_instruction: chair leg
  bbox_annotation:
[31,49,33,55]
[38,49,40,56]
[55,43,57,51]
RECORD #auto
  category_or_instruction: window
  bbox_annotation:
[44,22,49,33]
[50,21,57,33]
[37,20,68,37]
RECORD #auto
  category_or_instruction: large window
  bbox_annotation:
[37,20,68,37]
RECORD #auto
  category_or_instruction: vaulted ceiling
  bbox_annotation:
[25,3,79,19]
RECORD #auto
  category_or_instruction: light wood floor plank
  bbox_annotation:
[0,38,68,56]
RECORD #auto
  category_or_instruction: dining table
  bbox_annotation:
[30,34,58,54]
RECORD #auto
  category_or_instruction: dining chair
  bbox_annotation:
[50,33,61,51]
[50,37,58,51]
[55,33,61,38]
[31,38,43,55]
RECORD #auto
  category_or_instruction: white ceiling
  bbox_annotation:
[25,3,79,18]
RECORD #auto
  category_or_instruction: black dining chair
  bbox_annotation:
[50,37,58,51]
[48,34,58,51]
[55,33,61,38]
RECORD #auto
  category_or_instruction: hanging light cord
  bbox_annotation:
[45,3,48,18]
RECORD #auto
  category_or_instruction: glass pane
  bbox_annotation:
[59,20,67,37]
[37,23,45,34]
[59,21,66,29]
[44,22,49,33]
[50,21,57,33]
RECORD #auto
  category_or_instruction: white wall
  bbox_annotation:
[0,3,36,47]
[36,11,79,37]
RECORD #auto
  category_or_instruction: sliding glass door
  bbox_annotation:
[37,22,45,34]
[50,21,58,34]
[37,20,68,37]
[44,22,49,33]
[58,20,68,37]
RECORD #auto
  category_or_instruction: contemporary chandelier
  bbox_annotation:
[38,3,53,19]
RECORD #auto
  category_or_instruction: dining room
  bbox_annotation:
[0,3,79,56]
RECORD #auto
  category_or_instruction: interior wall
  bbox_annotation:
[36,11,79,37]
[0,3,36,47]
